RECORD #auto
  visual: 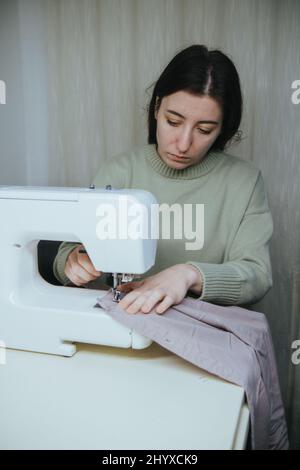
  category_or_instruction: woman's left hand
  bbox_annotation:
[117,264,201,315]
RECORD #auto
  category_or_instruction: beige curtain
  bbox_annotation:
[17,0,300,447]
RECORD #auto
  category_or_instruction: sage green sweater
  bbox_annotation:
[53,144,273,305]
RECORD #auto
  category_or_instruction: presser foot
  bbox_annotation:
[112,273,136,302]
[112,289,126,302]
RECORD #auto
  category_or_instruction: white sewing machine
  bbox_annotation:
[0,185,157,357]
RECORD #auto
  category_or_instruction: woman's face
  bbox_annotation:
[155,91,223,169]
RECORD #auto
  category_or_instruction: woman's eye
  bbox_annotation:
[166,119,212,134]
[166,119,179,126]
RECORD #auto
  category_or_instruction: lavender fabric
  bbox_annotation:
[96,291,288,450]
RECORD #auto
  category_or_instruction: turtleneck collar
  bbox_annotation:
[144,144,223,180]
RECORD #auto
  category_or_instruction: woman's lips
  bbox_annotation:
[168,153,189,161]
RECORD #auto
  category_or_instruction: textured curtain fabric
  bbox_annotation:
[6,0,300,447]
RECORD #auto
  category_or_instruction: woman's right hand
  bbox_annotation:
[64,245,102,286]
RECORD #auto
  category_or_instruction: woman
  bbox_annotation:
[53,44,273,315]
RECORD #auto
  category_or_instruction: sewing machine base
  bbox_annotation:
[1,280,152,357]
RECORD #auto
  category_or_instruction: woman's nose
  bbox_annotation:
[176,128,192,154]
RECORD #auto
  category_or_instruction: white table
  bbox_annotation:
[0,342,249,450]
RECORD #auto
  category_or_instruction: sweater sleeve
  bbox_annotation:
[186,171,273,305]
[52,153,129,285]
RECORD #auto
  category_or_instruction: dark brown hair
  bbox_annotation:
[147,44,243,152]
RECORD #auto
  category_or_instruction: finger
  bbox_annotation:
[117,280,144,292]
[125,294,149,314]
[118,290,142,310]
[140,290,165,314]
[66,261,99,284]
[65,270,88,286]
[155,295,174,315]
[67,247,100,280]
[119,289,150,312]
[78,257,101,277]
[76,250,101,277]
